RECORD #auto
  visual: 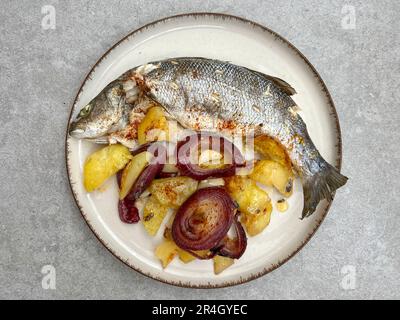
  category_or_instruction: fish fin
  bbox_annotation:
[262,75,297,96]
[241,65,297,96]
[302,163,348,218]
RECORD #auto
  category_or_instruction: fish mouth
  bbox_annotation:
[68,121,85,138]
[69,126,85,138]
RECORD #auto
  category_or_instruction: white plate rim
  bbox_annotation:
[65,13,343,288]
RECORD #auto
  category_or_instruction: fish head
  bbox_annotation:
[69,80,130,139]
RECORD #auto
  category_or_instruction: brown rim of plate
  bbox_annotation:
[65,13,343,289]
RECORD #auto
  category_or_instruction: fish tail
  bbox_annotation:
[301,162,348,218]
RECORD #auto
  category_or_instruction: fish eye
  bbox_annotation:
[78,104,93,118]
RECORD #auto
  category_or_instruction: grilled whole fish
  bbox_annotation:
[69,57,348,217]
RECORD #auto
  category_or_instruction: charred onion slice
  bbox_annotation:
[117,144,166,223]
[157,171,178,178]
[118,198,140,223]
[176,133,245,180]
[216,214,247,259]
[117,171,139,223]
[126,143,166,201]
[172,187,236,251]
[125,162,164,201]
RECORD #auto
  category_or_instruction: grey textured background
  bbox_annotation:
[1,0,399,300]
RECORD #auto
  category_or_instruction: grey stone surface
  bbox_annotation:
[0,0,399,300]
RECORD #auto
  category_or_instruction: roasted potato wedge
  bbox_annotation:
[138,106,169,144]
[213,256,234,275]
[250,160,294,197]
[225,176,273,236]
[198,178,225,189]
[155,238,196,266]
[241,205,272,236]
[83,144,132,192]
[177,248,196,264]
[119,151,151,199]
[149,177,198,208]
[198,149,225,169]
[225,176,271,216]
[254,135,292,170]
[155,240,178,268]
[143,195,169,236]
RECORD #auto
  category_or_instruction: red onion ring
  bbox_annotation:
[176,133,245,180]
[215,213,247,259]
[172,187,236,251]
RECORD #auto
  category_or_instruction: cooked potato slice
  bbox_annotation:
[241,205,272,236]
[161,229,196,263]
[225,176,273,236]
[138,106,169,144]
[155,240,178,268]
[143,196,169,236]
[250,160,294,197]
[213,256,234,275]
[198,149,224,169]
[83,144,132,192]
[198,178,225,189]
[254,135,292,170]
[225,176,271,216]
[177,248,196,264]
[119,151,151,199]
[149,177,198,208]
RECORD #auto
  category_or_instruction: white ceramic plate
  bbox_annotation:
[66,13,342,288]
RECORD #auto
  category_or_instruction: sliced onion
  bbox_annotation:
[176,133,245,180]
[125,161,164,201]
[172,187,236,251]
[215,214,247,259]
[118,198,140,224]
[157,171,178,178]
[117,143,166,224]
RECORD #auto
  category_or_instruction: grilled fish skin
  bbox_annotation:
[69,57,348,217]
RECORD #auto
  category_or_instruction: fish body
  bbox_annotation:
[69,57,347,217]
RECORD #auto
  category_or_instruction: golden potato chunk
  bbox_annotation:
[254,135,292,170]
[119,151,151,199]
[198,149,225,169]
[250,160,294,197]
[225,176,271,216]
[149,177,198,209]
[177,248,196,264]
[83,144,132,192]
[138,106,169,144]
[213,256,234,275]
[241,205,272,236]
[225,176,273,236]
[155,240,178,268]
[142,195,169,236]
